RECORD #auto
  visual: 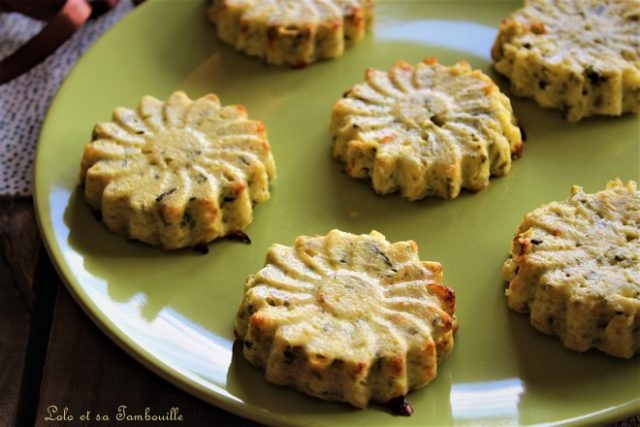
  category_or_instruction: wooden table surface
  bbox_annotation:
[1,198,638,426]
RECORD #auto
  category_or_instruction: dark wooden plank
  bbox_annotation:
[35,284,260,427]
[0,199,45,426]
[0,198,40,309]
[15,249,59,427]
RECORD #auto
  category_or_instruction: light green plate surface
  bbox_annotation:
[34,0,640,425]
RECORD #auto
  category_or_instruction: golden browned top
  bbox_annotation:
[507,179,639,305]
[236,229,456,361]
[81,91,276,210]
[493,0,640,73]
[331,59,523,200]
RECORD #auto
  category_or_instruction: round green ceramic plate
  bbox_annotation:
[34,0,640,425]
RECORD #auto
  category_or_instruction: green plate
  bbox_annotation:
[34,0,640,425]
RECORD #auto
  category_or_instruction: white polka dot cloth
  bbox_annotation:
[0,0,134,197]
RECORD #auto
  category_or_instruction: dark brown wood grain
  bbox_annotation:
[0,198,43,425]
[0,226,31,424]
[0,198,40,309]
